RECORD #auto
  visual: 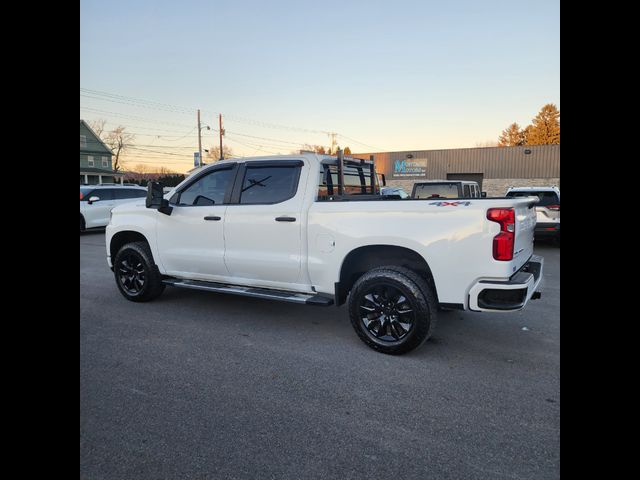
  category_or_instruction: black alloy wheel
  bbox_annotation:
[117,253,146,295]
[113,241,165,302]
[348,266,437,355]
[358,283,416,342]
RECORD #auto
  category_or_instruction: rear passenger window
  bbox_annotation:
[463,185,471,197]
[114,189,146,200]
[95,189,114,200]
[239,166,300,204]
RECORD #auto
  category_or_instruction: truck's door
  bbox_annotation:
[223,160,307,286]
[155,163,237,277]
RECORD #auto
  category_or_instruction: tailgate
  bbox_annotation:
[513,199,537,269]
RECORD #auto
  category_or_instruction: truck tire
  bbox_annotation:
[348,266,438,355]
[113,241,165,302]
[80,214,85,233]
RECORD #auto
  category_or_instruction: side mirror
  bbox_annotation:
[146,181,173,215]
[88,196,100,204]
[481,192,487,198]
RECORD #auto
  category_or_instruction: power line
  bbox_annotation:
[80,88,201,114]
[224,136,283,155]
[81,112,313,146]
[336,134,385,152]
[80,94,196,115]
[82,87,388,152]
[127,146,193,157]
[80,106,194,128]
[81,87,330,134]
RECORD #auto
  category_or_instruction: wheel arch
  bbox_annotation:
[110,230,154,264]
[335,244,438,306]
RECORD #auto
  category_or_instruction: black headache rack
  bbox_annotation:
[318,149,392,201]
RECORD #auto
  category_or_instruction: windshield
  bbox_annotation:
[506,190,559,206]
[413,183,460,199]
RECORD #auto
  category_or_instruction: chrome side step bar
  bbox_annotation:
[162,278,334,306]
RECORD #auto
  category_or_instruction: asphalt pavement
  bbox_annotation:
[80,230,559,480]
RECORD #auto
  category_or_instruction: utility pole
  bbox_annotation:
[328,132,337,155]
[197,109,203,167]
[219,113,225,160]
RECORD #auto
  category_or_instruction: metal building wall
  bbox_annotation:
[354,144,559,180]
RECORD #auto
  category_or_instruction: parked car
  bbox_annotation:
[106,152,543,355]
[80,185,147,232]
[506,186,560,241]
[411,180,485,199]
[381,186,409,199]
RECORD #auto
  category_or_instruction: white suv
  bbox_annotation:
[506,186,560,242]
[80,185,147,232]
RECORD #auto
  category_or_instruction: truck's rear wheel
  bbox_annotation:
[80,214,85,233]
[114,241,165,302]
[348,266,437,355]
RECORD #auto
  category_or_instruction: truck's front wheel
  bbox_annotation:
[113,241,165,302]
[348,266,437,355]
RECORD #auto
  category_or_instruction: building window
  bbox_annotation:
[80,135,87,148]
[102,156,109,167]
[87,156,94,167]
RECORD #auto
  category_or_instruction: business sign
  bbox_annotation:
[194,152,201,167]
[392,158,427,178]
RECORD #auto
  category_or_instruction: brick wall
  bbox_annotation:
[482,178,560,197]
[384,179,419,195]
[384,178,560,197]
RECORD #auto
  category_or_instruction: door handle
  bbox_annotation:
[275,216,296,222]
[204,216,222,221]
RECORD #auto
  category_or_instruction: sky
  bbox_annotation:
[80,0,559,174]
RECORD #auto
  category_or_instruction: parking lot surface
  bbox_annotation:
[80,230,559,479]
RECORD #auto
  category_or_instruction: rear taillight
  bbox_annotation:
[80,192,83,200]
[546,204,560,211]
[487,208,515,261]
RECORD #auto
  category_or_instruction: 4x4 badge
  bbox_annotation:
[429,201,472,207]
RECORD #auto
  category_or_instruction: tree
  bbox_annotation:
[498,123,526,146]
[344,146,352,155]
[526,103,560,145]
[302,144,327,154]
[104,126,135,171]
[89,119,107,137]
[133,163,150,174]
[157,173,186,187]
[522,125,533,145]
[206,145,235,162]
[87,120,135,171]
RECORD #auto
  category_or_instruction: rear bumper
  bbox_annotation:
[468,255,544,312]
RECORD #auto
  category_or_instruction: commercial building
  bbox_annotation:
[355,144,559,196]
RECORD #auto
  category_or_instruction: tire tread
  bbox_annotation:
[114,241,165,302]
[348,265,438,355]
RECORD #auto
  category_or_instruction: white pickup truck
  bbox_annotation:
[106,152,543,354]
